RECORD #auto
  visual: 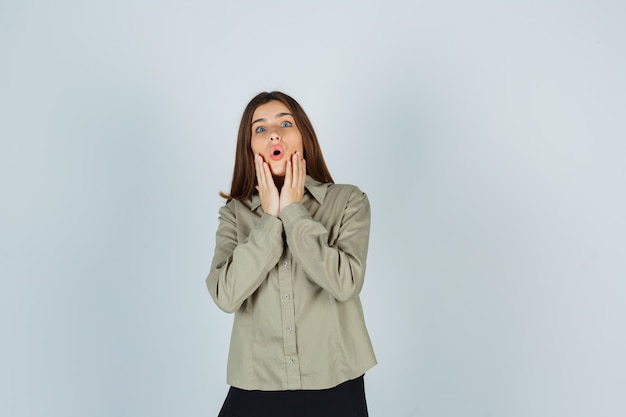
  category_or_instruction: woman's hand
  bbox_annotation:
[255,154,280,217]
[280,152,306,212]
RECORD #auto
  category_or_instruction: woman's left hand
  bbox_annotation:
[279,152,306,212]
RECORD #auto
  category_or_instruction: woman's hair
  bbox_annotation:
[220,91,334,201]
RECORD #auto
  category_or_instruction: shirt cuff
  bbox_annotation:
[279,202,311,229]
[257,213,282,233]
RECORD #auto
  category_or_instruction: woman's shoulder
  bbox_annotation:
[323,182,369,208]
[326,182,366,197]
[217,196,255,217]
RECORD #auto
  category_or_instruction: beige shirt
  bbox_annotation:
[206,176,377,391]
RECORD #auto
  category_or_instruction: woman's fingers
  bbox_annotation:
[254,154,264,187]
[284,159,292,186]
[295,152,306,186]
[279,152,306,212]
[290,154,297,187]
[255,154,279,216]
[285,152,305,187]
[290,152,306,191]
[255,154,272,189]
[262,159,272,182]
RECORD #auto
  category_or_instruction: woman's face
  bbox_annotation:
[250,100,304,177]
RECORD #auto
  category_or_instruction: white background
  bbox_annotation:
[1,1,625,416]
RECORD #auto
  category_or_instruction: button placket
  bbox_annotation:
[277,252,301,388]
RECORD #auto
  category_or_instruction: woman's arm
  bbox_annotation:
[279,187,370,302]
[206,204,284,313]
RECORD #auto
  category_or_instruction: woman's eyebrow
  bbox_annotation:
[252,112,294,126]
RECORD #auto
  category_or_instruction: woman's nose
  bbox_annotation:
[269,129,280,141]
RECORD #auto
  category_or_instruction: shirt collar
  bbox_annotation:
[250,175,329,211]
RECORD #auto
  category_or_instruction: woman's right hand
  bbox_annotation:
[255,154,280,217]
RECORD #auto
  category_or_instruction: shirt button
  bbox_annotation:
[289,358,295,364]
[287,326,292,332]
[284,294,290,300]
[282,261,288,267]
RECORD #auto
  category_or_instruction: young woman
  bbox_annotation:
[206,91,376,417]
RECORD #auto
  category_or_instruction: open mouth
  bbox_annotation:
[270,145,283,161]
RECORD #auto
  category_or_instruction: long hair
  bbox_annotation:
[220,91,334,201]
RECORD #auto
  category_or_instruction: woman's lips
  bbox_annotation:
[270,145,284,161]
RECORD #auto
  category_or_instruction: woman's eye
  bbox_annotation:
[255,126,266,133]
[281,121,292,127]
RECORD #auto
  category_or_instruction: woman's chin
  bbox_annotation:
[268,163,286,177]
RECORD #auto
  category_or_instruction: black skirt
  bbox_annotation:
[217,375,369,417]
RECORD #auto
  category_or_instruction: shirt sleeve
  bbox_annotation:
[206,203,284,313]
[279,187,370,302]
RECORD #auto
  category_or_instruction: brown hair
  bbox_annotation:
[220,91,334,201]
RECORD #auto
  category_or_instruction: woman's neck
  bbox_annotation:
[273,175,285,190]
